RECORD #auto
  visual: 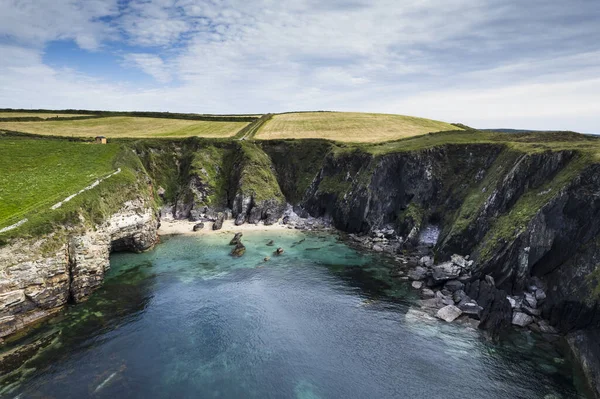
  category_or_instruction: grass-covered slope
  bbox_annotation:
[255,112,460,142]
[0,135,154,244]
[0,117,249,139]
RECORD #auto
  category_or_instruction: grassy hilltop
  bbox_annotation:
[256,112,459,142]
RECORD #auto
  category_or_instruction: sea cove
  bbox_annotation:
[0,231,588,398]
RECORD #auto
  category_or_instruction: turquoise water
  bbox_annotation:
[0,231,589,398]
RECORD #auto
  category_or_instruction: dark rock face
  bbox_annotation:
[229,232,243,245]
[567,329,600,398]
[231,242,246,257]
[301,144,501,235]
[466,279,512,336]
[213,212,225,230]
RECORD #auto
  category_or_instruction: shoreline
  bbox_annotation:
[157,219,294,236]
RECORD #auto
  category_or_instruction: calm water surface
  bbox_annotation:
[0,231,589,398]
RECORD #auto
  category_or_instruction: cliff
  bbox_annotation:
[3,131,600,395]
[0,199,158,340]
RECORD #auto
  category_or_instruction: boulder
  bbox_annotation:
[522,305,541,317]
[452,289,468,304]
[458,301,482,319]
[421,288,435,299]
[192,222,205,232]
[411,281,423,290]
[444,280,464,293]
[408,266,428,281]
[524,292,537,309]
[512,312,534,327]
[231,242,246,257]
[373,245,384,252]
[507,296,518,309]
[484,275,495,287]
[436,291,454,306]
[275,247,284,255]
[451,254,468,268]
[432,262,461,283]
[535,288,547,302]
[419,256,434,267]
[436,305,462,322]
[234,213,246,226]
[229,232,243,245]
[212,212,225,230]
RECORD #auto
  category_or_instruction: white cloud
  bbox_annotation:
[122,53,172,83]
[0,0,598,132]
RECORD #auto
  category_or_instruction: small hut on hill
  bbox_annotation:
[95,136,107,144]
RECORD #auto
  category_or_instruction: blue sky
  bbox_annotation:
[0,0,599,132]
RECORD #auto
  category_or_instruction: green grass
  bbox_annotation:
[234,142,285,202]
[255,112,461,142]
[0,137,120,230]
[0,117,249,139]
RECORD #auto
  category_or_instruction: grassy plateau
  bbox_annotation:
[255,112,460,142]
[0,116,249,138]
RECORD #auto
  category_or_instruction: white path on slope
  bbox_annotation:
[0,168,122,234]
[0,218,29,234]
[50,168,121,210]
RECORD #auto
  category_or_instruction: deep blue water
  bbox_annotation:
[0,231,589,398]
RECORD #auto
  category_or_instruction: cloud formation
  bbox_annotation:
[0,0,598,132]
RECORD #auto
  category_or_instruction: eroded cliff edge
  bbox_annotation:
[0,199,158,339]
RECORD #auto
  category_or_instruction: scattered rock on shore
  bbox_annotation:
[192,222,204,232]
[436,305,462,322]
[213,212,225,230]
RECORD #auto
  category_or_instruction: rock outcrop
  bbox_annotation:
[0,199,157,340]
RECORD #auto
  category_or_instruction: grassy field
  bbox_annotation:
[0,117,249,138]
[0,137,120,230]
[255,112,460,142]
[0,112,91,118]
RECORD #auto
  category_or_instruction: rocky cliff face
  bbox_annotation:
[136,140,286,227]
[0,199,157,340]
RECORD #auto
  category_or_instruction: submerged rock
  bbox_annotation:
[266,240,274,246]
[436,305,462,322]
[231,242,246,257]
[275,247,284,255]
[229,232,243,245]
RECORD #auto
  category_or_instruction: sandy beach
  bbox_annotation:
[157,219,293,236]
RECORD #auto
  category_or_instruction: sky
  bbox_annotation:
[0,0,599,132]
